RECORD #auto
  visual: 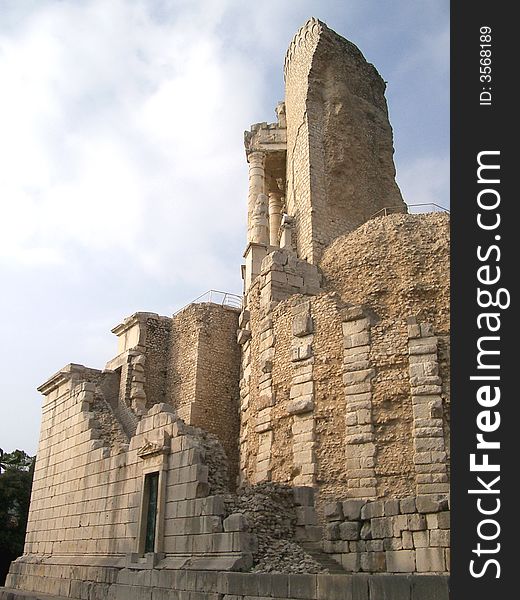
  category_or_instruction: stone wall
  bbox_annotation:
[168,308,200,422]
[238,251,323,486]
[18,366,255,575]
[239,214,450,509]
[26,366,131,558]
[167,303,241,484]
[284,18,405,264]
[322,497,450,574]
[320,212,451,493]
[143,316,172,410]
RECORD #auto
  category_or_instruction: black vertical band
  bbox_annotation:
[451,1,515,597]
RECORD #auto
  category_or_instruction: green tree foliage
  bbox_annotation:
[0,448,35,585]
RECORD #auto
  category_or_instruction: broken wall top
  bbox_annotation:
[283,18,406,264]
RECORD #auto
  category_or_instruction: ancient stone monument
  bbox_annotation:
[2,18,449,600]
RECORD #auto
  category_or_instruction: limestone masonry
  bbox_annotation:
[3,18,450,600]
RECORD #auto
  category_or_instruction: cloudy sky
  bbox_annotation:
[0,0,449,455]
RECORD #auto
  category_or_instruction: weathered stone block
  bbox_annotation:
[232,532,257,553]
[223,513,248,532]
[355,409,372,426]
[360,522,372,540]
[316,573,353,599]
[344,412,357,427]
[291,343,313,361]
[237,329,251,345]
[324,502,344,521]
[342,499,366,521]
[386,550,416,573]
[366,539,384,552]
[368,574,412,598]
[408,514,427,531]
[290,381,314,398]
[360,551,386,572]
[288,573,317,599]
[344,332,371,349]
[384,537,403,551]
[342,306,365,322]
[343,369,375,385]
[437,511,450,529]
[416,548,446,572]
[287,396,314,415]
[400,498,416,514]
[254,421,272,433]
[411,574,449,599]
[416,495,449,514]
[296,506,318,526]
[402,531,414,550]
[360,501,384,520]
[344,382,372,395]
[408,323,421,339]
[384,500,400,516]
[325,523,341,541]
[342,318,370,336]
[429,529,449,547]
[292,313,314,337]
[339,521,361,541]
[412,531,429,548]
[225,572,259,596]
[293,486,314,506]
[371,517,394,539]
[257,392,275,410]
[270,573,289,597]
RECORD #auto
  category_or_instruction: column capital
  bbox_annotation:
[247,150,266,165]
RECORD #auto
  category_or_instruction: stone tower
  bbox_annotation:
[244,18,406,289]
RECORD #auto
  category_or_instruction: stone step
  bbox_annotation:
[302,544,347,574]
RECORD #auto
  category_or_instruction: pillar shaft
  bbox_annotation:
[251,193,269,245]
[247,152,266,242]
[268,192,283,246]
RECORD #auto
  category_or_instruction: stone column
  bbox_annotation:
[289,301,316,486]
[268,192,283,246]
[250,193,269,245]
[247,151,266,242]
[407,318,449,498]
[280,215,295,253]
[342,306,377,499]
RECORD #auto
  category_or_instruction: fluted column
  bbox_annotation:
[268,192,283,246]
[247,151,266,242]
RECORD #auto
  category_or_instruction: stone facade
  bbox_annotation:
[3,17,449,600]
[238,213,449,512]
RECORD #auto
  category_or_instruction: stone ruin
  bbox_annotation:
[2,18,449,600]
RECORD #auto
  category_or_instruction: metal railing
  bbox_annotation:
[174,290,242,315]
[370,203,450,219]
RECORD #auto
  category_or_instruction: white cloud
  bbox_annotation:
[0,0,264,280]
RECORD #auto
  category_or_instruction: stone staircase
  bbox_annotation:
[301,543,347,574]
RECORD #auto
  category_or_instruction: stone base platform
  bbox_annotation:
[2,569,448,600]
